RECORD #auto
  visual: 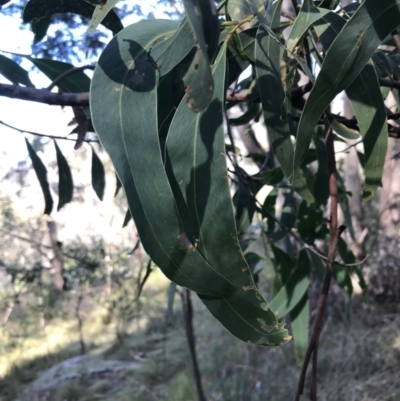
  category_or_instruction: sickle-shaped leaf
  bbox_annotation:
[23,0,123,34]
[294,0,400,172]
[0,55,34,87]
[313,11,388,201]
[166,46,290,346]
[25,139,53,215]
[255,0,314,203]
[54,140,73,210]
[91,20,235,297]
[27,57,91,92]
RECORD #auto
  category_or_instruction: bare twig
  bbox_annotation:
[181,289,207,401]
[0,83,89,106]
[46,65,95,91]
[0,120,98,143]
[294,116,346,401]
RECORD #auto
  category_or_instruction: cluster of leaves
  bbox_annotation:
[89,0,400,350]
[2,0,400,352]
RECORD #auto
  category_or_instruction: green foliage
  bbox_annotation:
[3,0,400,353]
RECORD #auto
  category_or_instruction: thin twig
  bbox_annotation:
[0,120,98,143]
[46,65,95,91]
[181,289,207,401]
[226,168,366,268]
[294,116,346,401]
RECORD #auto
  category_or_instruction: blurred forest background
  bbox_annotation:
[1,1,400,400]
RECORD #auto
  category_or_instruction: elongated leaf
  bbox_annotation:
[54,141,73,210]
[313,11,388,200]
[181,0,219,111]
[0,55,34,87]
[326,111,360,140]
[290,293,309,364]
[294,0,400,171]
[151,19,195,77]
[88,0,120,33]
[91,20,235,297]
[25,139,53,214]
[255,0,314,203]
[91,146,105,201]
[269,250,310,319]
[23,0,123,34]
[166,46,289,346]
[122,209,131,228]
[27,57,91,92]
[269,188,297,243]
[347,64,387,201]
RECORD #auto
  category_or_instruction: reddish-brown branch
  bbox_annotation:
[293,116,346,401]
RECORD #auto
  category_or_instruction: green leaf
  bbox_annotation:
[114,173,122,197]
[25,139,53,215]
[269,250,310,319]
[136,259,153,300]
[255,0,314,203]
[269,189,297,243]
[91,19,236,298]
[313,136,329,206]
[297,201,326,245]
[227,0,263,20]
[183,48,214,112]
[294,0,400,171]
[235,167,256,233]
[326,111,360,140]
[290,293,309,364]
[181,0,220,111]
[151,19,195,77]
[166,45,290,346]
[263,188,278,233]
[337,174,355,241]
[91,146,105,201]
[31,16,51,44]
[88,0,121,33]
[314,11,387,200]
[0,54,34,87]
[27,57,91,92]
[23,0,123,34]
[346,63,388,201]
[54,140,73,211]
[122,209,131,228]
